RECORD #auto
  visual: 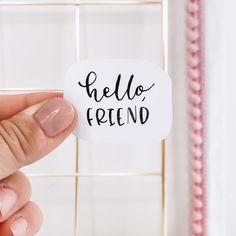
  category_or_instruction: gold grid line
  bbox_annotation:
[74,4,80,235]
[0,0,162,7]
[27,172,162,178]
[0,89,63,94]
[161,0,168,234]
[161,140,166,236]
[74,138,79,236]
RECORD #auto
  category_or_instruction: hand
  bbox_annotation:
[0,93,77,236]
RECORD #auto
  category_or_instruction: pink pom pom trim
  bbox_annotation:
[186,0,207,235]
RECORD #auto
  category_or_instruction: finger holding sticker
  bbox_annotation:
[64,59,172,143]
[0,93,77,236]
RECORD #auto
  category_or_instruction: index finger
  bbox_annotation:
[0,92,62,121]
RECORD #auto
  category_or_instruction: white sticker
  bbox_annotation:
[64,59,172,143]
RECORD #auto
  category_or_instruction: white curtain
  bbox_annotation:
[205,0,236,235]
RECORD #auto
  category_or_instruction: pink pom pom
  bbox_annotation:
[190,81,201,91]
[187,16,200,28]
[189,93,202,104]
[187,1,206,234]
[191,146,202,158]
[191,133,203,145]
[189,120,203,131]
[187,29,200,41]
[194,198,203,208]
[188,56,200,67]
[187,43,200,53]
[193,211,203,221]
[194,185,203,196]
[193,121,203,130]
[193,171,202,184]
[193,223,203,234]
[192,160,203,170]
[190,107,202,117]
[187,2,200,13]
[188,68,200,79]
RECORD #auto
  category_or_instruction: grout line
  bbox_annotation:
[0,0,162,7]
[0,89,63,94]
[74,4,80,235]
[26,172,163,178]
[161,0,168,235]
[74,137,80,236]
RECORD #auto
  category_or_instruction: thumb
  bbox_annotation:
[0,97,77,179]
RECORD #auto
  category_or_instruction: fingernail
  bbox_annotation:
[11,217,28,236]
[0,188,17,219]
[34,98,75,138]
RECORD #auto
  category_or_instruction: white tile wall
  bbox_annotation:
[77,176,162,236]
[0,6,76,89]
[30,177,76,236]
[79,141,162,173]
[0,3,165,236]
[22,135,76,174]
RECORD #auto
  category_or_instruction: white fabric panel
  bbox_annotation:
[168,0,190,236]
[205,1,236,235]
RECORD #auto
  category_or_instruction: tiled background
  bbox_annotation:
[0,2,169,235]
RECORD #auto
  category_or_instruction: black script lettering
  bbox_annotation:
[96,108,107,125]
[117,108,125,126]
[127,106,137,124]
[87,108,93,126]
[78,71,155,102]
[86,106,150,126]
[140,107,149,124]
[78,71,100,100]
[108,108,115,126]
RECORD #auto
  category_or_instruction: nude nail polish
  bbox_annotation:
[0,188,17,219]
[11,217,28,236]
[34,98,75,138]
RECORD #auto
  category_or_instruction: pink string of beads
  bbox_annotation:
[186,0,207,235]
